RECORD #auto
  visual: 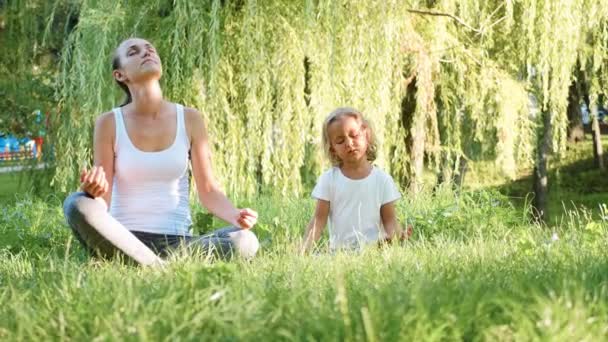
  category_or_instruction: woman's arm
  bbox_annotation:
[186,108,257,229]
[301,199,330,253]
[94,113,115,207]
[80,112,114,209]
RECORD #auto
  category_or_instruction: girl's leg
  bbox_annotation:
[63,192,164,266]
[186,226,259,259]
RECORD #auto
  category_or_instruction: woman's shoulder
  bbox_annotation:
[97,110,115,119]
[95,111,116,131]
[178,103,201,116]
[181,105,205,125]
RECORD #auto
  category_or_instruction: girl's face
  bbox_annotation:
[328,115,369,165]
[113,38,162,85]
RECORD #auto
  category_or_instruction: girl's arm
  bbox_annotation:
[187,108,257,229]
[380,201,402,243]
[301,199,330,253]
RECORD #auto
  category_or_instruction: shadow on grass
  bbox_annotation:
[487,155,608,225]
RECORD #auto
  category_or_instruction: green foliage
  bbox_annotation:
[402,186,528,239]
[5,0,608,197]
[1,190,608,340]
[46,0,417,195]
[20,0,534,195]
[0,172,21,203]
[0,194,71,256]
[0,0,75,135]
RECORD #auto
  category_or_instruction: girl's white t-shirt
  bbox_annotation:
[311,166,401,250]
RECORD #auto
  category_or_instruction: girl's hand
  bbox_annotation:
[235,208,258,229]
[380,225,413,246]
[399,224,414,241]
[80,166,109,198]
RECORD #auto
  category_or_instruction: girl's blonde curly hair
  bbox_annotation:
[322,107,377,166]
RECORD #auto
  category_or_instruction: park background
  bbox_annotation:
[1,0,608,340]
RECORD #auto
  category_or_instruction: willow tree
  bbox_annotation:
[49,0,418,197]
[0,0,75,136]
[511,0,608,222]
[421,0,608,222]
[404,0,534,189]
[8,0,607,213]
[576,2,608,171]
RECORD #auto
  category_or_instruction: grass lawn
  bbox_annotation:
[0,172,22,203]
[0,138,607,340]
[0,168,53,204]
[466,135,608,226]
[1,188,607,340]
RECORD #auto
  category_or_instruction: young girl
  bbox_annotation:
[302,107,409,252]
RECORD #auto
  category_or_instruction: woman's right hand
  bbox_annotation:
[80,166,109,198]
[235,208,258,229]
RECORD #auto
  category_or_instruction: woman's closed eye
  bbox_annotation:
[144,45,157,55]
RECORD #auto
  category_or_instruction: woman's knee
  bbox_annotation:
[63,192,86,221]
[63,192,106,225]
[229,229,260,259]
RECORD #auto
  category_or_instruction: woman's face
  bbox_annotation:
[114,38,162,84]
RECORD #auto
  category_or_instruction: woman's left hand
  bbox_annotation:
[235,208,258,229]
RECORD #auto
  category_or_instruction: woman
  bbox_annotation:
[63,38,259,266]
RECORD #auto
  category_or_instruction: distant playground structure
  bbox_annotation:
[0,135,42,161]
[0,110,46,162]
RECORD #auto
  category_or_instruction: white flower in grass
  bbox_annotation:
[209,290,225,302]
[551,232,559,242]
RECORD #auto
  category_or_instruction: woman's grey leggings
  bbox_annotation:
[63,192,259,266]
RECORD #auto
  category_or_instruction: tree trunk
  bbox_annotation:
[566,81,585,143]
[532,110,552,224]
[401,76,425,194]
[578,70,604,171]
[436,153,467,190]
[454,156,468,188]
[590,107,605,170]
[436,153,451,188]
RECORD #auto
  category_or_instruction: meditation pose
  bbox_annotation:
[63,38,259,266]
[302,107,410,252]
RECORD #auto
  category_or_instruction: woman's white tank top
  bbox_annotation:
[109,103,192,236]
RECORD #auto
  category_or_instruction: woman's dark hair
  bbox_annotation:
[112,52,132,106]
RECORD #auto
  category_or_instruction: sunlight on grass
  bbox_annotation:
[1,189,607,340]
[466,136,608,226]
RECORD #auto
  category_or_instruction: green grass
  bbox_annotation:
[466,136,608,226]
[1,137,607,340]
[0,172,22,203]
[1,189,608,340]
[0,166,55,204]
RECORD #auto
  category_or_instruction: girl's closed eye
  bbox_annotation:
[350,128,364,139]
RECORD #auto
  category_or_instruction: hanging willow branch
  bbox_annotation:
[407,8,482,34]
[6,0,608,197]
